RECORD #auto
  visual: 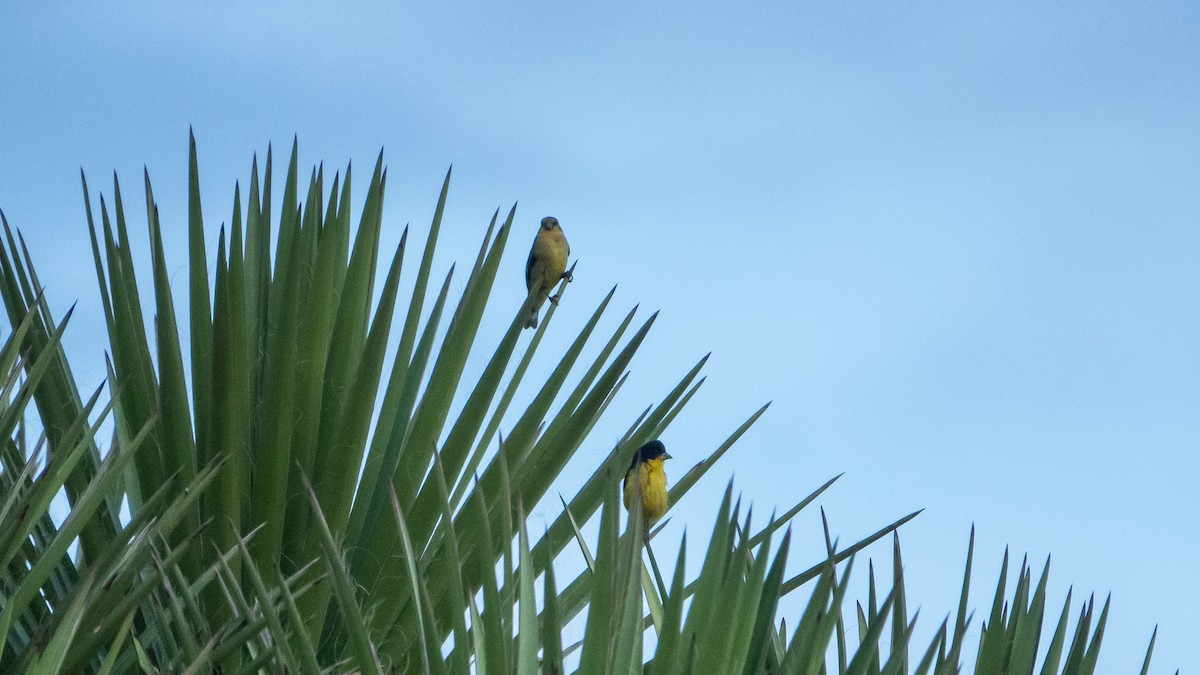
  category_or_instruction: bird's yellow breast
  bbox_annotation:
[623,458,669,525]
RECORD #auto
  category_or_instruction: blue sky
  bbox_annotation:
[3,2,1198,670]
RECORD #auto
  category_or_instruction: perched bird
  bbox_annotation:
[623,440,672,528]
[524,216,571,329]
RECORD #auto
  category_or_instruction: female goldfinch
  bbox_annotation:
[524,216,571,329]
[623,440,672,527]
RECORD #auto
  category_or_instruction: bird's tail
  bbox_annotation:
[524,305,539,329]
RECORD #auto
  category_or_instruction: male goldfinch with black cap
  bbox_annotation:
[623,440,672,527]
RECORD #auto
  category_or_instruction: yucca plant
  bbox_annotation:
[0,135,1161,673]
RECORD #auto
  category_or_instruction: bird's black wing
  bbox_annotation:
[525,249,538,291]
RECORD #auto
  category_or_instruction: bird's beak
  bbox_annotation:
[662,452,673,460]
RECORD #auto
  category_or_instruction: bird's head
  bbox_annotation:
[629,440,671,470]
[541,216,560,231]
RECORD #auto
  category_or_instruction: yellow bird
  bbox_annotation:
[524,216,571,329]
[623,440,672,528]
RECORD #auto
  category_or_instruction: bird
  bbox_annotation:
[623,440,672,529]
[524,216,571,329]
